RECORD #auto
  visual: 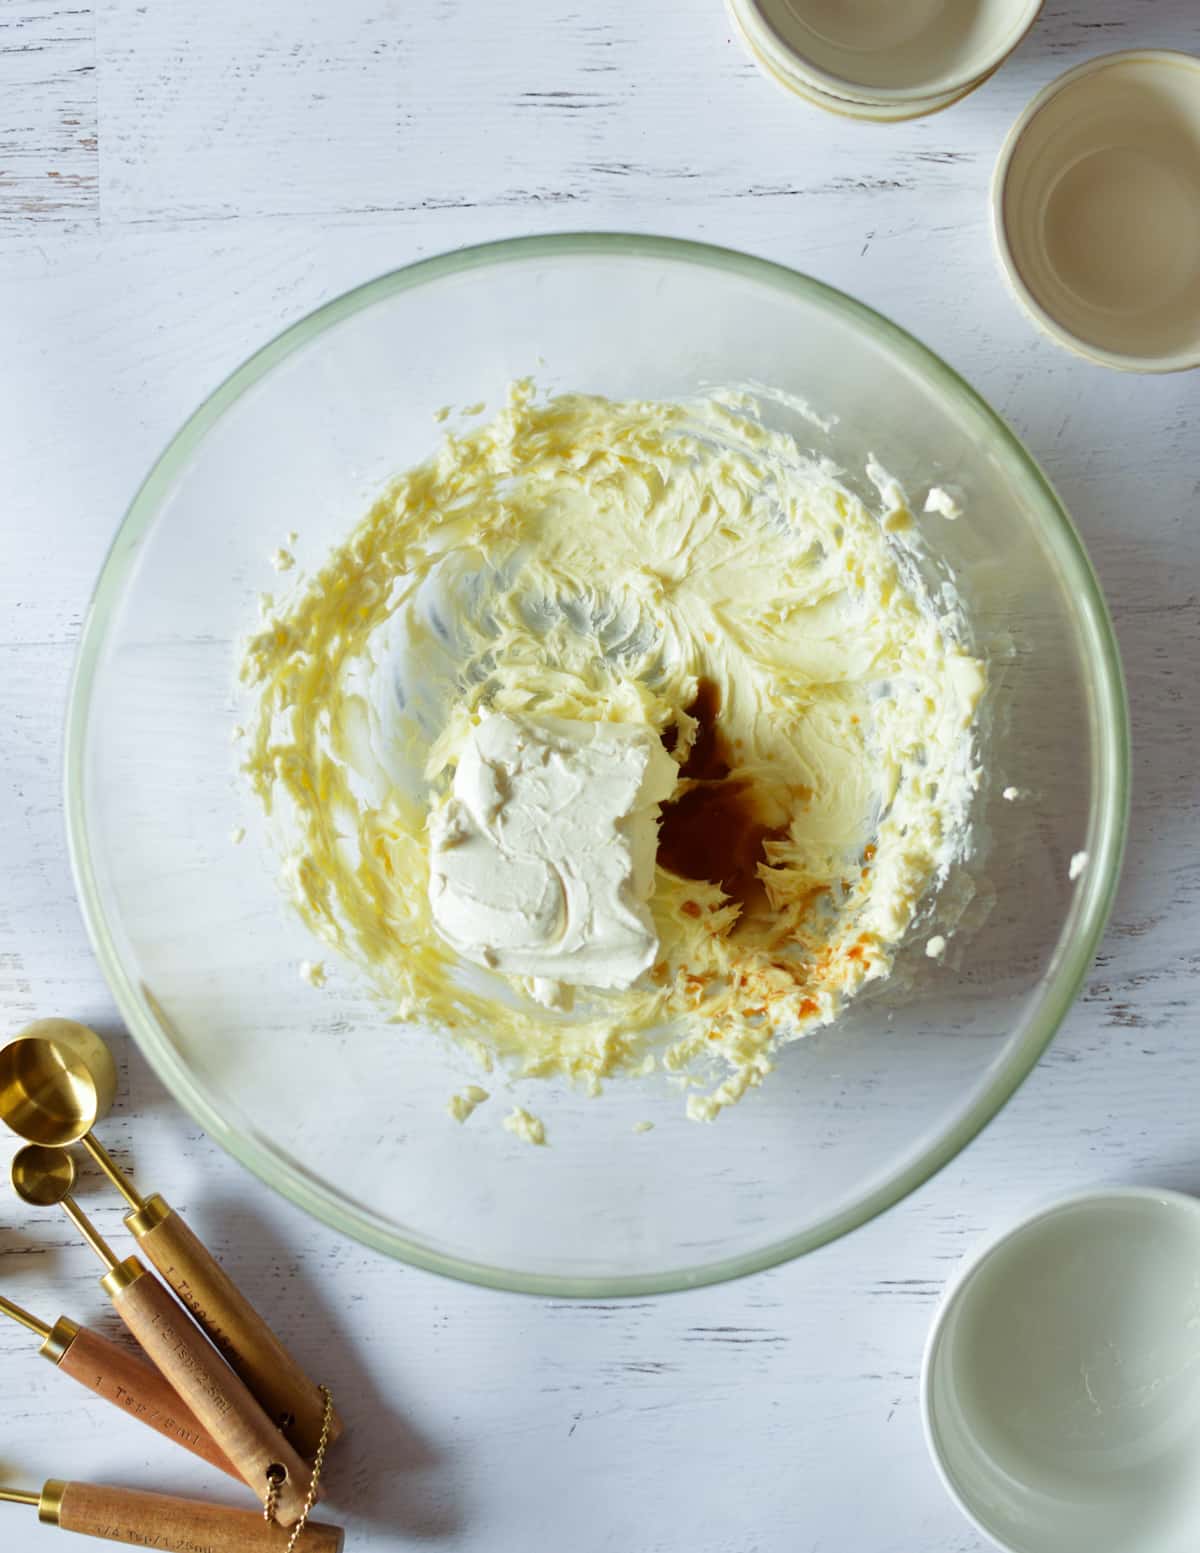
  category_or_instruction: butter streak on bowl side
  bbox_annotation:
[240,382,985,1120]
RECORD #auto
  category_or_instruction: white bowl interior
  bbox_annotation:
[730,3,969,121]
[926,1192,1200,1553]
[747,0,1040,98]
[998,54,1200,370]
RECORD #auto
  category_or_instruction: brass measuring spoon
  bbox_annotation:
[0,1479,343,1552]
[0,1288,236,1478]
[10,1143,312,1527]
[0,1019,339,1457]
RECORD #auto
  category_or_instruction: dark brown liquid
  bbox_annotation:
[657,679,783,910]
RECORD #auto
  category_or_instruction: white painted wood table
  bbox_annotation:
[3,2,1198,1548]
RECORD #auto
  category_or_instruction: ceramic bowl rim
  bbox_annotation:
[921,1184,1200,1552]
[734,0,1044,106]
[991,50,1200,375]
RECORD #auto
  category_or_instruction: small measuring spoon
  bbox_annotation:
[10,1144,312,1527]
[0,1479,343,1552]
[0,1288,235,1477]
[0,1019,339,1456]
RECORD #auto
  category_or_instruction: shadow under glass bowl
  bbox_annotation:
[65,234,1129,1296]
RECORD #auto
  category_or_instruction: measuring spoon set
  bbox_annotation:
[0,1019,344,1552]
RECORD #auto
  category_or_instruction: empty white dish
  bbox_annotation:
[924,1188,1200,1553]
[728,0,975,122]
[993,51,1200,373]
[735,0,1042,107]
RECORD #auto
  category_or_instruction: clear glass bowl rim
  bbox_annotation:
[63,232,1131,1297]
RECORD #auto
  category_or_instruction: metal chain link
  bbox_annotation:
[264,1385,335,1551]
[263,1466,281,1526]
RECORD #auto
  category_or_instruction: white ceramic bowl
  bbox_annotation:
[727,1,976,123]
[924,1189,1200,1553]
[733,0,1042,109]
[993,51,1200,373]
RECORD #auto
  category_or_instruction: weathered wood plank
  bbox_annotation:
[0,2,96,225]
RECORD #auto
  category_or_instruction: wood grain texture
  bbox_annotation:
[0,2,97,225]
[129,1198,341,1457]
[55,1480,344,1553]
[55,1322,238,1479]
[2,1,1200,1550]
[107,1269,311,1524]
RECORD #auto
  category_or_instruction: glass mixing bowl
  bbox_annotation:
[65,235,1128,1295]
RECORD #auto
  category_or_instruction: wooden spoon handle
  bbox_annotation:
[126,1195,341,1457]
[50,1321,238,1480]
[48,1479,344,1553]
[104,1261,311,1526]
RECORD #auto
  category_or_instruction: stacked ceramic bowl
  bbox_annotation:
[728,0,1043,122]
[994,51,1200,373]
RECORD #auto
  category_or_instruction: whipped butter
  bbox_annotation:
[429,713,677,992]
[447,1084,490,1123]
[240,382,986,1121]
